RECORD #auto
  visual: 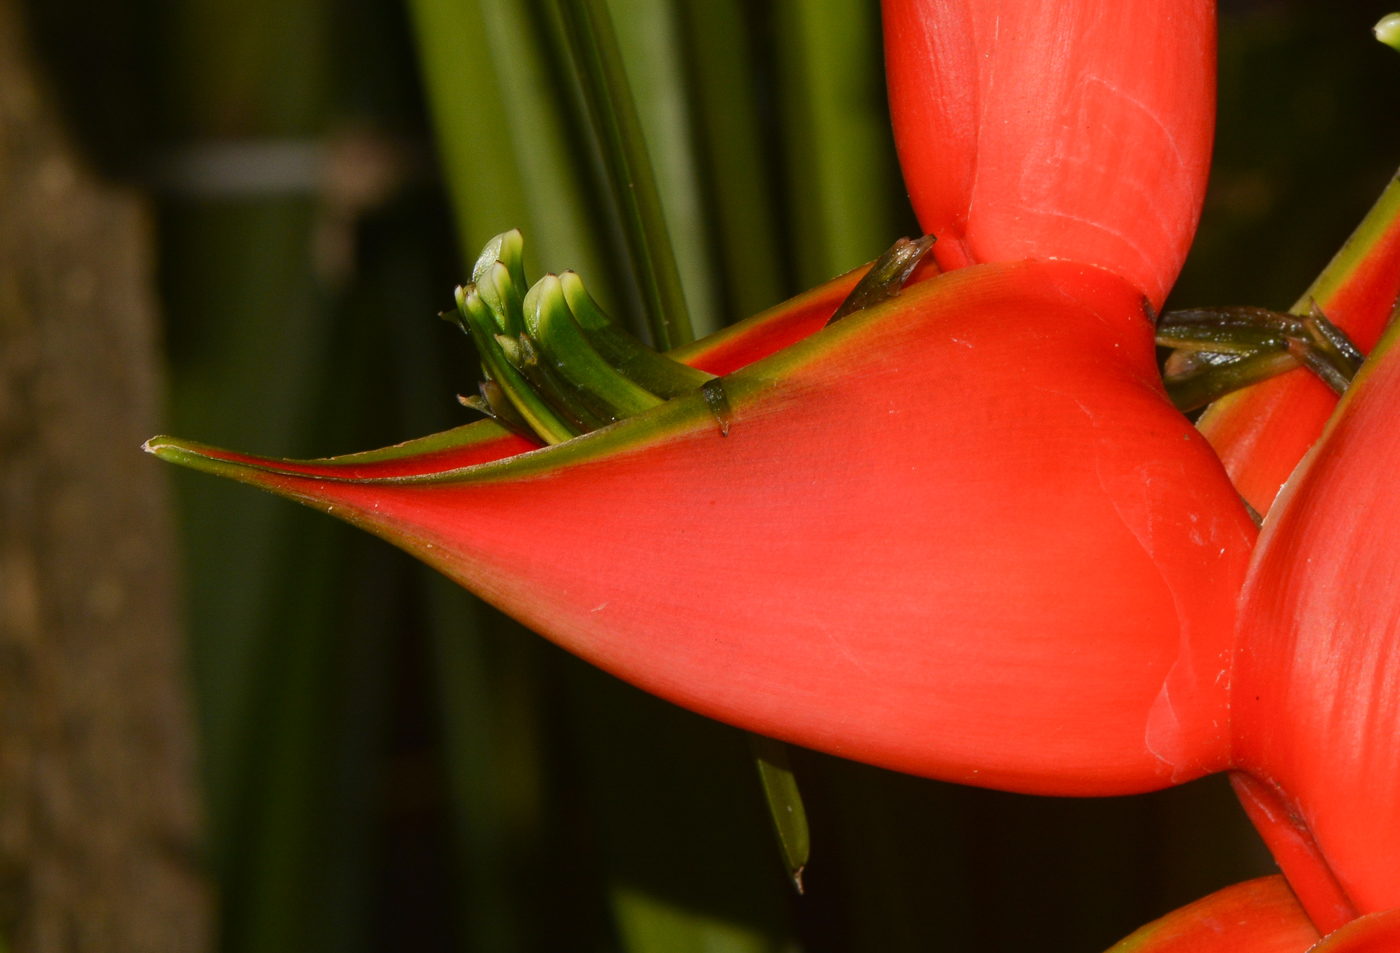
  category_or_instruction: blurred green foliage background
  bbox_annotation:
[17,0,1400,949]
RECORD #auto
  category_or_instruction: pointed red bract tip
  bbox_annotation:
[883,0,1215,309]
[154,261,1255,797]
[1104,877,1318,953]
[1234,321,1400,918]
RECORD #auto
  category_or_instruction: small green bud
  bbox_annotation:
[559,271,714,399]
[1376,13,1400,51]
[472,229,528,294]
[478,262,526,337]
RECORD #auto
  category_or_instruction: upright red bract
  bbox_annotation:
[1234,314,1400,925]
[883,0,1215,309]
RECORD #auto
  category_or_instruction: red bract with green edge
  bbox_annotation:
[882,0,1215,309]
[1232,300,1400,928]
[1196,174,1400,516]
[1101,877,1318,953]
[148,259,1256,795]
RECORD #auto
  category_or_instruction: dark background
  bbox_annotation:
[14,0,1400,950]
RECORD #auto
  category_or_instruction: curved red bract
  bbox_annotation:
[150,261,1256,796]
[1234,324,1400,920]
[1308,909,1400,953]
[883,0,1215,309]
[1104,877,1318,953]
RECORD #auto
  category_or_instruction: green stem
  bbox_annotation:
[556,0,695,349]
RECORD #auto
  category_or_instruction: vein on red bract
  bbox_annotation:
[883,0,1215,310]
[150,261,1255,796]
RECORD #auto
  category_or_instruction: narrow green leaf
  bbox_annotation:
[675,0,787,322]
[557,0,695,349]
[404,0,530,262]
[407,0,618,302]
[776,0,904,287]
[612,888,786,953]
[608,0,724,336]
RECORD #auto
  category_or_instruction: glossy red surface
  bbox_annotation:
[882,0,1215,309]
[1234,325,1400,918]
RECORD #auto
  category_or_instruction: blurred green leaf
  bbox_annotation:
[557,0,696,347]
[407,0,620,303]
[775,0,904,287]
[675,0,786,323]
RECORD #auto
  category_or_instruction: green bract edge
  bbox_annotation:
[1294,171,1400,313]
[148,262,963,490]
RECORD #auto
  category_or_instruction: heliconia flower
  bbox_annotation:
[1102,877,1318,953]
[1196,177,1400,515]
[1232,299,1400,928]
[149,258,1256,795]
[882,0,1215,309]
[148,0,1256,807]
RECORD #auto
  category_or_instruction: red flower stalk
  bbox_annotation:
[882,0,1215,309]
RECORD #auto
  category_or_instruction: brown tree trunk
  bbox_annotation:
[0,1,213,949]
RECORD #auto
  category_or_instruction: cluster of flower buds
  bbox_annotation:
[447,229,714,444]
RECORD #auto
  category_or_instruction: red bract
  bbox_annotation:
[1103,877,1317,953]
[1233,312,1400,925]
[149,260,1255,795]
[882,0,1215,309]
[1307,909,1400,953]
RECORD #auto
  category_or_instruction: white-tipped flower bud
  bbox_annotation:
[1375,13,1400,51]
